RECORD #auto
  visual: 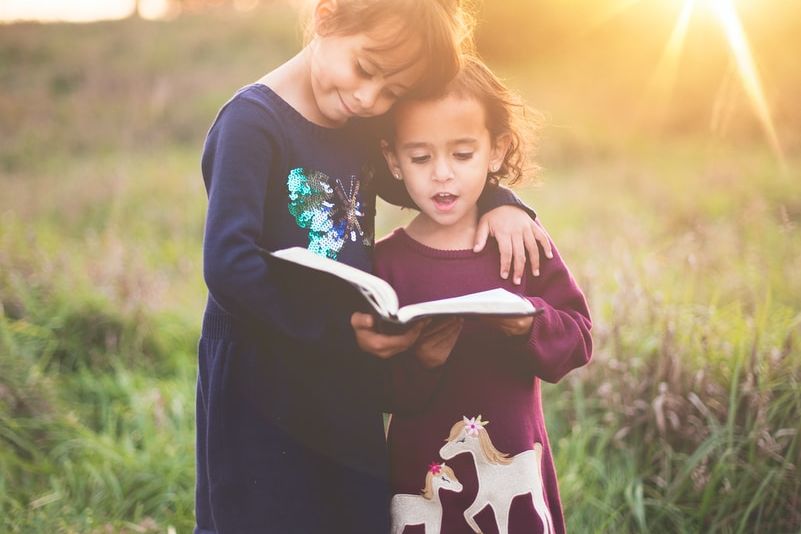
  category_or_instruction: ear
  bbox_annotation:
[488,132,512,174]
[380,139,402,180]
[313,0,338,35]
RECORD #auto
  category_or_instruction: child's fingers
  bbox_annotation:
[439,320,463,341]
[533,222,553,260]
[421,319,463,345]
[383,320,426,344]
[419,318,461,338]
[405,319,428,339]
[359,330,418,359]
[352,313,427,358]
[428,323,463,351]
[523,227,540,277]
[496,233,512,280]
[350,312,375,330]
[473,219,490,253]
[382,323,426,354]
[511,232,526,285]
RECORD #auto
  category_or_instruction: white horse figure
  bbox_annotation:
[439,416,555,534]
[391,463,464,534]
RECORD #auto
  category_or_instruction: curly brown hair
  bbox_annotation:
[387,54,540,187]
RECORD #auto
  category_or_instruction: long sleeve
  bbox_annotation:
[201,95,354,350]
[513,229,593,383]
[476,183,537,221]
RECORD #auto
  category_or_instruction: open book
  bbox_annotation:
[262,247,540,331]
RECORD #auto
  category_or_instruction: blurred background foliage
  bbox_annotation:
[1,0,799,532]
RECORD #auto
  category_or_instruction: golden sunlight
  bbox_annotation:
[0,0,131,22]
[0,0,171,23]
[708,0,784,162]
[645,0,696,121]
[630,0,783,162]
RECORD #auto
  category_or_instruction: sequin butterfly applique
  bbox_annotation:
[287,167,373,260]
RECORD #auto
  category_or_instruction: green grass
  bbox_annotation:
[1,5,800,532]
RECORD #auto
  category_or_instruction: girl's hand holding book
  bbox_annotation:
[350,312,427,359]
[483,315,535,337]
[414,318,463,369]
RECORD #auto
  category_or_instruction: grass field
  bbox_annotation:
[1,4,799,532]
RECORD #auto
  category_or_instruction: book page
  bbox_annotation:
[270,247,400,318]
[395,288,536,324]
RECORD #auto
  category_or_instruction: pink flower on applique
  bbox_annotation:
[463,415,488,437]
[428,462,443,475]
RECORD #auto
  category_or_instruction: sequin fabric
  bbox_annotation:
[287,167,372,259]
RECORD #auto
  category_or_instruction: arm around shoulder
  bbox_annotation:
[477,183,537,220]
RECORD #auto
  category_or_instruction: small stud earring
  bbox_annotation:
[490,164,499,173]
[393,171,402,180]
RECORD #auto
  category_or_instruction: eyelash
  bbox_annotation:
[409,153,474,164]
[356,60,401,99]
[355,61,371,79]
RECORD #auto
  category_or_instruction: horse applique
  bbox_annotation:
[439,416,555,534]
[391,462,463,534]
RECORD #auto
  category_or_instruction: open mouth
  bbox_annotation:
[432,193,458,211]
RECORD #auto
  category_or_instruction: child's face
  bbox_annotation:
[308,26,425,127]
[384,95,507,230]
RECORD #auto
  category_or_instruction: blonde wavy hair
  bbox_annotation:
[445,418,512,466]
[421,463,459,500]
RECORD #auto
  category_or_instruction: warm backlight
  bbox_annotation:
[628,0,782,163]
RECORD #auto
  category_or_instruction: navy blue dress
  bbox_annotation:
[196,84,534,534]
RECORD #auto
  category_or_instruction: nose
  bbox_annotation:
[432,157,454,183]
[353,81,381,112]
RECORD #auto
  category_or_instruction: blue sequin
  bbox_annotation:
[287,168,371,259]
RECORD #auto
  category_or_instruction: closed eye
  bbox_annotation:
[355,60,372,79]
[383,88,400,100]
[410,155,430,164]
[454,152,474,161]
[457,437,466,443]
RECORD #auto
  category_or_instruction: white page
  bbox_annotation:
[271,247,400,317]
[396,288,535,323]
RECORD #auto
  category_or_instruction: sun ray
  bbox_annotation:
[588,0,645,29]
[644,0,697,122]
[710,61,739,137]
[710,0,784,164]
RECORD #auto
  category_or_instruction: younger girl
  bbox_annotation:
[197,1,548,533]
[376,56,593,533]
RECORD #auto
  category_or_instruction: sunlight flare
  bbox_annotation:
[709,0,784,163]
[589,0,644,28]
[630,0,784,163]
[0,0,133,23]
[646,0,696,120]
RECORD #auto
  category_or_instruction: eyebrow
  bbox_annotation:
[400,141,431,150]
[400,138,479,150]
[451,138,479,145]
